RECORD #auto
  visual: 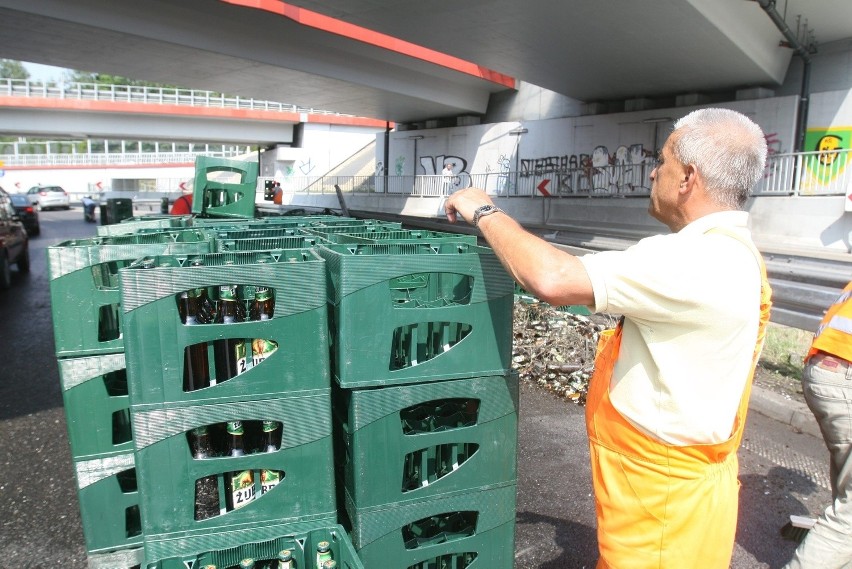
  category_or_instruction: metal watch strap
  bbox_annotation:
[472,205,504,227]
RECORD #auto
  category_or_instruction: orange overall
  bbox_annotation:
[585,231,772,568]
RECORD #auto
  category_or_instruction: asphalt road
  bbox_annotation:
[0,207,834,569]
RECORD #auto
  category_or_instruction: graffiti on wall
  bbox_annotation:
[298,158,316,176]
[395,154,471,190]
[519,143,656,194]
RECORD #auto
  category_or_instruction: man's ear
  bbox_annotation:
[679,165,697,194]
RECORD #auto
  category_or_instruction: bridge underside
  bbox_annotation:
[2,1,850,124]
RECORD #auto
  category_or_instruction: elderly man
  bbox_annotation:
[445,108,772,568]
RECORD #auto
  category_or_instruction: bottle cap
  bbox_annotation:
[317,540,331,552]
[278,550,293,561]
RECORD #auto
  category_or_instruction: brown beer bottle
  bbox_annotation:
[214,285,247,382]
[189,425,220,520]
[249,287,274,320]
[260,420,282,495]
[249,287,277,366]
[224,421,256,511]
[178,288,211,392]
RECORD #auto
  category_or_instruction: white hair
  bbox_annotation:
[672,108,767,208]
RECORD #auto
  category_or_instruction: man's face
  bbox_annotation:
[648,135,686,225]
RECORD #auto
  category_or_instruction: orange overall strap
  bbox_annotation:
[585,232,772,569]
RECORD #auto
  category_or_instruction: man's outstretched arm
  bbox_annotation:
[445,188,595,307]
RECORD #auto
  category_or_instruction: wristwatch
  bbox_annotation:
[472,204,504,227]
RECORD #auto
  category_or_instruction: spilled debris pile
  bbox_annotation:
[511,300,616,406]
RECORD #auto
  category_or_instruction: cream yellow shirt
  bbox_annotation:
[580,211,762,445]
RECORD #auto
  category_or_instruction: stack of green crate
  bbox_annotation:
[97,214,194,237]
[316,241,518,569]
[119,250,341,568]
[191,156,259,219]
[47,230,214,569]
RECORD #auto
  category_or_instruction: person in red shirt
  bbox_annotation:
[170,188,193,215]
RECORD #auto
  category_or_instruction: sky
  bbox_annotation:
[22,61,70,81]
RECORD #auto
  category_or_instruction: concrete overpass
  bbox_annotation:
[0,80,388,144]
[0,0,851,126]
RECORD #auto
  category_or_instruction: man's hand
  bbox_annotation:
[445,188,494,225]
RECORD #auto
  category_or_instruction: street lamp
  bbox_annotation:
[508,128,528,194]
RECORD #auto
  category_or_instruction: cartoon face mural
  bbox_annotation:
[817,134,843,166]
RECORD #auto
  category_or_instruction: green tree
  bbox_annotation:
[0,59,30,80]
[63,69,178,89]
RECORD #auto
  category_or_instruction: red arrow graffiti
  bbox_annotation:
[537,179,551,196]
[179,182,187,191]
[95,181,103,190]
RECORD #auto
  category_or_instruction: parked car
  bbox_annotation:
[26,185,70,211]
[9,193,40,236]
[0,186,30,289]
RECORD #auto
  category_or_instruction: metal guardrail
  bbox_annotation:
[0,78,352,116]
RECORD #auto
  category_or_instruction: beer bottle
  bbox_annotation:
[315,541,333,569]
[179,289,211,392]
[188,259,216,323]
[214,285,247,382]
[224,421,256,511]
[189,425,220,520]
[260,420,282,495]
[249,287,274,320]
[323,561,337,569]
[276,550,293,569]
[249,287,277,366]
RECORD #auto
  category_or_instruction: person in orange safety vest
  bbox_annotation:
[783,280,852,569]
[445,108,771,568]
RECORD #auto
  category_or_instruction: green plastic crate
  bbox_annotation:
[86,547,145,569]
[189,215,353,229]
[132,392,336,564]
[347,483,516,569]
[192,156,259,219]
[206,226,304,240]
[119,250,329,407]
[72,453,143,555]
[47,231,213,357]
[307,228,478,245]
[316,243,514,388]
[148,525,363,569]
[301,222,403,235]
[97,215,194,237]
[214,235,322,253]
[336,374,518,512]
[306,218,400,228]
[58,353,133,460]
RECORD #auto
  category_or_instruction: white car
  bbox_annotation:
[26,185,71,211]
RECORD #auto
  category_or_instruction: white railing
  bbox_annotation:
[264,148,850,199]
[0,78,352,116]
[756,149,852,196]
[0,150,245,167]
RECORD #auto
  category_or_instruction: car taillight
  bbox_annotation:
[24,207,34,213]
